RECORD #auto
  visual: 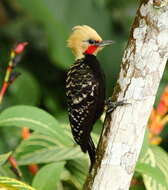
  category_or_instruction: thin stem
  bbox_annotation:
[0,52,15,104]
[0,42,27,104]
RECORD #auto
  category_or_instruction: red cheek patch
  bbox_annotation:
[85,45,98,55]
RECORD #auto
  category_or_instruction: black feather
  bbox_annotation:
[66,54,105,168]
[88,135,96,171]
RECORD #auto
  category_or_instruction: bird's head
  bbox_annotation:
[67,25,113,59]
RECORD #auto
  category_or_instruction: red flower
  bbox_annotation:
[157,100,167,116]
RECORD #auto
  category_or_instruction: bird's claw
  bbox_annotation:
[105,98,129,114]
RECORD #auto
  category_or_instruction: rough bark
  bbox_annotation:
[83,0,168,189]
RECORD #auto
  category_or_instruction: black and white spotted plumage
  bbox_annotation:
[66,54,105,167]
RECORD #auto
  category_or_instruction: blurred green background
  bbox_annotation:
[0,0,168,189]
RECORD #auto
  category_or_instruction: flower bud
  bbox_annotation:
[14,42,28,54]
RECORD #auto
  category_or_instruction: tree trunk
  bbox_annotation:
[83,0,168,189]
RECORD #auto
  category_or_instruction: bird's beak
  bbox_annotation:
[96,40,115,47]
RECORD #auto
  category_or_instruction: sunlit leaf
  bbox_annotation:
[0,177,37,190]
[139,146,168,190]
[135,162,167,188]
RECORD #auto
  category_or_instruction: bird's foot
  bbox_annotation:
[105,98,128,114]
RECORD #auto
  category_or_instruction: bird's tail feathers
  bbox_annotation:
[87,136,96,171]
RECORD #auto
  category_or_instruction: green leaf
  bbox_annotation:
[14,132,81,165]
[16,146,84,165]
[15,132,61,156]
[0,152,11,166]
[32,162,65,190]
[139,146,168,190]
[0,105,72,146]
[135,162,167,188]
[0,176,37,190]
[0,166,16,178]
[66,159,88,189]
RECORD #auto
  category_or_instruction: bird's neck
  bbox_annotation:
[77,54,99,72]
[85,45,98,55]
[74,46,98,60]
[75,53,97,61]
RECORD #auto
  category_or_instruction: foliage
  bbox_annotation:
[0,176,37,190]
[32,162,65,190]
[0,0,168,190]
[0,152,11,166]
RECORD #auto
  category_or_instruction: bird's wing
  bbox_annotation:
[66,61,99,152]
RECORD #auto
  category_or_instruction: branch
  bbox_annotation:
[83,0,168,189]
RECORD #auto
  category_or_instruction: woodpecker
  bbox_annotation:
[66,25,113,170]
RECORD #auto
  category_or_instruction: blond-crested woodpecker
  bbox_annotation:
[66,25,113,169]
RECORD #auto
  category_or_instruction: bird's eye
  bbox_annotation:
[88,39,96,44]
